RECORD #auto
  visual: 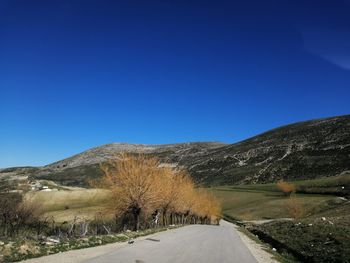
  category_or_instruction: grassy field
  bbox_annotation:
[211,186,341,221]
[215,172,350,192]
[25,189,111,222]
[25,174,349,222]
[210,173,349,221]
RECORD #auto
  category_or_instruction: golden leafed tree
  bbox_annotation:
[192,189,221,224]
[93,153,221,230]
[156,167,181,226]
[172,173,197,223]
[99,153,162,231]
[277,180,296,197]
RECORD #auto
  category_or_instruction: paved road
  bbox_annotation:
[84,220,257,263]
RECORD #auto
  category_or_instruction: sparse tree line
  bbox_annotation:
[91,153,221,231]
[0,154,220,240]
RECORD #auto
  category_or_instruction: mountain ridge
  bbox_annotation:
[1,114,349,186]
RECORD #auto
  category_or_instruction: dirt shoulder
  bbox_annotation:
[234,225,279,263]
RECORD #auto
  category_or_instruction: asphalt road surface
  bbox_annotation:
[84,220,258,263]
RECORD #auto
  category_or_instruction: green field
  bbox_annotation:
[215,172,349,192]
[210,174,349,221]
[211,187,340,221]
[209,175,350,262]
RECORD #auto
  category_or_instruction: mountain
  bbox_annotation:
[1,115,349,186]
[0,143,226,186]
[187,114,350,185]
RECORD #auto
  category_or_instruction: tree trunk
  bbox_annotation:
[162,210,167,226]
[134,212,140,231]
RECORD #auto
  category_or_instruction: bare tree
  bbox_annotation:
[92,153,222,230]
[98,154,162,231]
[286,195,305,219]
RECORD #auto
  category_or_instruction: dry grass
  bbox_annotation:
[25,189,111,222]
[43,206,113,222]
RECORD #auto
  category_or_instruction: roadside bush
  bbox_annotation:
[0,193,46,238]
[0,192,22,236]
[286,195,305,219]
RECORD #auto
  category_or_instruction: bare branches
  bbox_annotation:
[286,195,306,219]
[92,153,221,229]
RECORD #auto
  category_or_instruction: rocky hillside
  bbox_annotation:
[187,114,350,185]
[0,142,226,186]
[1,115,349,186]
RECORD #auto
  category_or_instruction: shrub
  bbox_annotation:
[277,180,296,197]
[286,195,305,219]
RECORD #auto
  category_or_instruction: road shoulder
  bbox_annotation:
[20,230,174,263]
[234,225,279,263]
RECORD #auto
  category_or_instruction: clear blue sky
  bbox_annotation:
[1,0,350,168]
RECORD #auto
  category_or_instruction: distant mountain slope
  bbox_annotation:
[186,115,350,185]
[45,142,226,170]
[27,142,227,186]
[2,115,349,186]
